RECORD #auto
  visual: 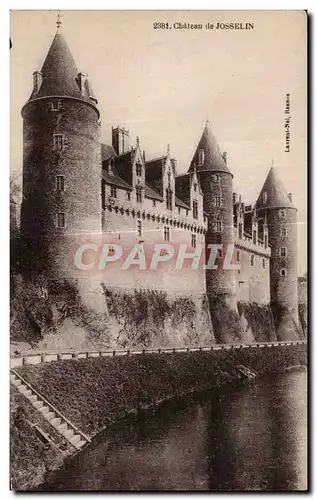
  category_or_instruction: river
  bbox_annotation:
[43,370,307,491]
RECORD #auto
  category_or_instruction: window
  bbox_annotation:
[193,200,198,219]
[166,188,173,210]
[198,149,205,166]
[126,192,131,201]
[238,223,243,239]
[279,210,286,219]
[136,185,142,203]
[56,175,64,191]
[194,183,197,192]
[250,254,255,267]
[50,101,61,111]
[57,212,65,228]
[280,268,287,277]
[110,186,117,198]
[214,196,221,207]
[136,163,142,177]
[280,247,287,257]
[262,258,266,269]
[167,171,171,183]
[164,226,170,242]
[263,191,267,204]
[186,210,189,217]
[211,174,219,183]
[137,220,142,237]
[216,221,222,232]
[264,234,268,249]
[152,199,156,207]
[281,228,287,237]
[253,230,257,245]
[178,207,181,214]
[53,134,63,151]
[236,250,240,262]
[191,234,196,248]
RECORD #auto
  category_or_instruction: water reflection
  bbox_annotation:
[43,371,307,491]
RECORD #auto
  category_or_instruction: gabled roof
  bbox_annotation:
[101,143,117,162]
[26,32,97,108]
[189,122,232,176]
[102,171,132,190]
[255,167,296,210]
[145,184,163,201]
[175,195,190,210]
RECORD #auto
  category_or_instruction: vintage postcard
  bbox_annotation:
[10,10,307,491]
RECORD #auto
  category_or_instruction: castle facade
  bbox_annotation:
[20,25,301,343]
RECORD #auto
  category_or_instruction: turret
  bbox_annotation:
[20,19,102,281]
[189,122,246,343]
[255,166,301,340]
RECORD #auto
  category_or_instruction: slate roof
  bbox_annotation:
[101,143,117,162]
[255,167,296,210]
[175,196,190,209]
[102,171,132,190]
[189,122,232,176]
[27,33,97,107]
[145,184,163,201]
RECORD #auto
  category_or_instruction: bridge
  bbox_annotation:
[10,340,307,369]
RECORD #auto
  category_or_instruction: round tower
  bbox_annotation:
[20,23,102,282]
[256,167,300,340]
[190,122,246,343]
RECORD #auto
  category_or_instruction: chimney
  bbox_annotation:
[223,151,227,164]
[112,126,129,155]
[288,192,293,202]
[33,71,42,93]
[77,72,86,95]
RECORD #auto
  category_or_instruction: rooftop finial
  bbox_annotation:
[136,136,140,147]
[271,158,274,168]
[167,143,170,155]
[56,11,62,30]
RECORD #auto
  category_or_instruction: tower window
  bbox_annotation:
[53,134,64,151]
[164,227,170,242]
[281,228,287,237]
[50,101,62,111]
[262,258,266,269]
[191,234,196,248]
[56,212,65,228]
[136,163,142,176]
[137,220,142,237]
[253,230,257,245]
[215,221,223,232]
[214,196,221,207]
[110,186,117,198]
[193,200,198,219]
[280,247,287,257]
[211,174,219,183]
[279,210,286,219]
[250,254,255,267]
[263,191,267,204]
[136,185,142,203]
[280,268,287,277]
[166,188,173,210]
[56,175,64,191]
[264,234,268,248]
[198,149,205,167]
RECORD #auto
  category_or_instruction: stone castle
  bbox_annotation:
[19,23,301,346]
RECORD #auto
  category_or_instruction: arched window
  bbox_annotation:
[198,149,205,166]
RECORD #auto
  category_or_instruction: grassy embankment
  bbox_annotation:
[11,344,306,490]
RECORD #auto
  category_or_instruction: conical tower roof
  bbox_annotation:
[255,167,296,210]
[26,31,97,106]
[189,122,232,176]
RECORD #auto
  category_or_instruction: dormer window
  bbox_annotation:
[136,163,142,177]
[194,183,197,192]
[193,200,198,219]
[263,191,267,204]
[166,188,173,210]
[136,185,142,203]
[198,149,205,167]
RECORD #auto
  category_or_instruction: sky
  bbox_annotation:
[10,10,307,275]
